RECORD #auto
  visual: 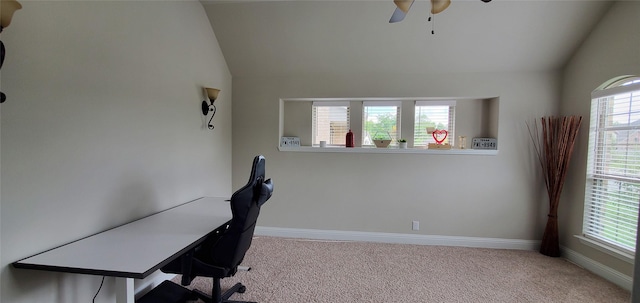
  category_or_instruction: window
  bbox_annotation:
[282,97,498,153]
[312,102,350,146]
[362,102,401,146]
[584,77,640,254]
[414,101,456,146]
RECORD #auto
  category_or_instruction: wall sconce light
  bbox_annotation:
[0,0,22,104]
[201,87,220,130]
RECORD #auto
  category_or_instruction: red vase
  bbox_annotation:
[346,129,354,148]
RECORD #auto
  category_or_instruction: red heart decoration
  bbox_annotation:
[432,129,448,144]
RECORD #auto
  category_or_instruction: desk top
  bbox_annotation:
[13,197,232,279]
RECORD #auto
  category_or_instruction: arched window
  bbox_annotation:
[583,76,640,256]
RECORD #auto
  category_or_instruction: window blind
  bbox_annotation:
[414,100,456,146]
[584,80,640,254]
[362,102,401,145]
[312,102,350,146]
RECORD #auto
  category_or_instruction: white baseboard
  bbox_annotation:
[561,246,633,291]
[255,226,540,250]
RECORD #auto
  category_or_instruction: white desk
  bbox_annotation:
[13,197,233,303]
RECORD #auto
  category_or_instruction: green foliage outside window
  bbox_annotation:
[365,113,397,140]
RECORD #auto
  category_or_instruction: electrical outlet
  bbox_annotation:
[412,221,419,231]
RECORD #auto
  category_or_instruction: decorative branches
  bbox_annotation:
[528,116,582,257]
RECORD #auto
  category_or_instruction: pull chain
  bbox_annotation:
[427,13,435,35]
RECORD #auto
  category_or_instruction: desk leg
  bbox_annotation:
[115,277,135,303]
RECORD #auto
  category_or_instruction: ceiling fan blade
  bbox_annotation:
[389,7,407,23]
[394,0,414,13]
[389,0,414,23]
[431,0,451,14]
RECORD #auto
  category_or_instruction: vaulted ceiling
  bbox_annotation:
[202,0,613,77]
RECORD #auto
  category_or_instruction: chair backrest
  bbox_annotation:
[210,155,273,269]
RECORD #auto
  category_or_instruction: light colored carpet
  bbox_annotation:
[173,236,630,302]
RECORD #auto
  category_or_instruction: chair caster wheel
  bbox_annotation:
[238,285,247,293]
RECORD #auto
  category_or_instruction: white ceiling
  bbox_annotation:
[202,0,613,77]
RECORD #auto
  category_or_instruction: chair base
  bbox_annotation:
[194,282,256,303]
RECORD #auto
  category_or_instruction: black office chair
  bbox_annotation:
[159,155,273,303]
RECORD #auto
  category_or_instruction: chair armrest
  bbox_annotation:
[191,255,234,278]
[257,179,273,206]
[160,249,196,285]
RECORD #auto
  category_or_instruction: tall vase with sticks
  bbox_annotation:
[528,116,582,257]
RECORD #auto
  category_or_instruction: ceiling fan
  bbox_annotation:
[389,0,492,23]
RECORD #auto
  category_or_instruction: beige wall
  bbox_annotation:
[283,102,313,145]
[560,1,640,278]
[232,71,559,239]
[0,1,232,302]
